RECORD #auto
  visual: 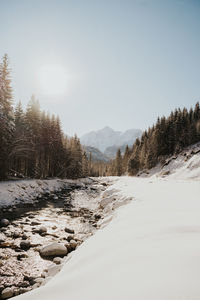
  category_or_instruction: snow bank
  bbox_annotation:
[0,178,93,208]
[15,176,200,300]
[142,142,200,180]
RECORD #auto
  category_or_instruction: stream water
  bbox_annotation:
[0,179,108,299]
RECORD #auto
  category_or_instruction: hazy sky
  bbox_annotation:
[0,0,200,136]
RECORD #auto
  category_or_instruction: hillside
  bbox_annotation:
[140,142,200,180]
[83,146,110,162]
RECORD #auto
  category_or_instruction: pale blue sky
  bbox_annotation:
[0,0,200,136]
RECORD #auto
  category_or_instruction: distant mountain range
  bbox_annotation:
[80,127,142,159]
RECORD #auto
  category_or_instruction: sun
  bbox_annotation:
[39,64,67,96]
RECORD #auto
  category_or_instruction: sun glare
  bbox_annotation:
[39,64,67,96]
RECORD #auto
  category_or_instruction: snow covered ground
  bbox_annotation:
[0,178,93,208]
[14,175,200,300]
[142,142,200,180]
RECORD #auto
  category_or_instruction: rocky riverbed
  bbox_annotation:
[0,178,112,299]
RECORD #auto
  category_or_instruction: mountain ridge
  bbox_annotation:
[80,126,142,156]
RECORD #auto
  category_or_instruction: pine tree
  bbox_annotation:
[0,54,14,178]
[115,149,123,176]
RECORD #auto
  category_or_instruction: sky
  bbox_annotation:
[0,0,200,137]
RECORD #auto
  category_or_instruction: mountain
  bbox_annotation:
[83,146,110,162]
[80,126,142,156]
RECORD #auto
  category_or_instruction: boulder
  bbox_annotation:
[38,227,47,234]
[64,227,75,234]
[20,240,31,250]
[1,287,13,299]
[39,242,67,257]
[0,219,9,227]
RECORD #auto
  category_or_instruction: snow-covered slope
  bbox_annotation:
[80,126,142,152]
[16,176,200,300]
[141,142,200,180]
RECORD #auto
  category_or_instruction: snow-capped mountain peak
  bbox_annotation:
[80,127,142,153]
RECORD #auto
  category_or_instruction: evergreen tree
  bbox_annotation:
[0,54,14,178]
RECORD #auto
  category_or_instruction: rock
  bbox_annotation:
[38,226,47,234]
[1,287,13,299]
[23,275,36,285]
[14,288,20,296]
[46,264,61,277]
[64,227,75,234]
[53,195,58,200]
[31,221,41,226]
[20,240,30,250]
[0,219,9,227]
[12,231,21,239]
[52,225,57,230]
[68,240,77,251]
[21,234,28,240]
[66,235,74,242]
[19,287,29,294]
[17,253,28,260]
[39,242,67,257]
[94,214,101,220]
[18,281,30,288]
[53,257,62,265]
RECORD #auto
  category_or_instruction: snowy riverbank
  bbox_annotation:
[0,178,94,209]
[11,175,200,300]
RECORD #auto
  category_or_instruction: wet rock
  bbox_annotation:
[0,219,9,227]
[39,242,67,257]
[23,275,36,285]
[19,287,30,294]
[14,288,20,296]
[38,226,47,234]
[21,234,28,240]
[94,214,101,220]
[64,227,74,234]
[68,239,78,252]
[20,240,30,250]
[18,281,30,288]
[1,287,13,299]
[12,231,21,239]
[66,235,74,242]
[17,253,28,260]
[53,257,62,265]
[31,221,41,226]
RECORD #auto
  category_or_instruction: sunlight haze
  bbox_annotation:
[0,0,200,136]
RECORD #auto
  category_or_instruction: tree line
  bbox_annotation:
[104,102,200,176]
[0,54,89,180]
